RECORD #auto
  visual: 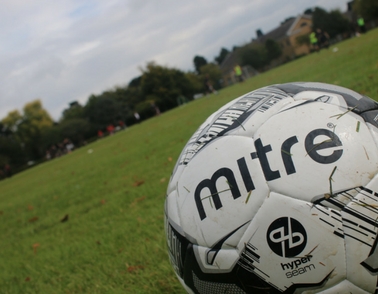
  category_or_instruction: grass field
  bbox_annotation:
[0,28,377,293]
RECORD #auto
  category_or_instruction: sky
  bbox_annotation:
[0,0,349,121]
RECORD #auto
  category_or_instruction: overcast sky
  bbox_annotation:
[1,0,348,121]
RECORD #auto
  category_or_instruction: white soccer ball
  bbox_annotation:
[165,82,378,293]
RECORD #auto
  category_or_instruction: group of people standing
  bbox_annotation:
[309,28,330,51]
[310,17,367,52]
[46,138,75,160]
[204,64,243,95]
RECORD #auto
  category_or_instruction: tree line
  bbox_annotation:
[0,1,376,177]
[0,61,224,176]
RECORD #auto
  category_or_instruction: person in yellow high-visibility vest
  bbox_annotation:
[309,31,318,52]
[357,17,366,34]
[234,65,243,82]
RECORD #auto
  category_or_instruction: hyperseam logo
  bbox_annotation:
[267,217,307,258]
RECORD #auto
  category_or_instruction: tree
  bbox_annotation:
[22,100,54,131]
[0,119,26,170]
[265,39,282,62]
[61,101,84,122]
[238,39,282,71]
[124,85,144,119]
[59,118,92,145]
[232,46,241,52]
[20,100,53,137]
[84,92,127,129]
[184,72,203,96]
[239,44,268,70]
[112,87,134,121]
[128,76,142,88]
[312,7,352,38]
[40,117,93,152]
[353,0,378,21]
[140,62,201,112]
[214,48,230,65]
[0,136,26,171]
[304,8,314,15]
[1,100,54,160]
[199,63,223,90]
[1,110,23,133]
[1,110,27,168]
[21,100,54,159]
[193,55,208,74]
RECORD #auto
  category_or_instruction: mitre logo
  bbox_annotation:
[267,217,307,258]
[194,128,343,221]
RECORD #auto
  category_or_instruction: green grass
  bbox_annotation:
[0,29,377,293]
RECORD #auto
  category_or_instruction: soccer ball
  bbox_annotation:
[165,82,378,293]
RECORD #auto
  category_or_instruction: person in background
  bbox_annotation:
[316,28,330,50]
[309,31,318,51]
[234,65,244,82]
[134,112,140,122]
[357,17,366,34]
[204,74,217,95]
[106,124,115,135]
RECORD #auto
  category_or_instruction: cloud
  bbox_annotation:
[70,41,102,56]
[0,0,348,120]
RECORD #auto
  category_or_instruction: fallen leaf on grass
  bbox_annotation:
[133,180,144,187]
[168,157,172,162]
[135,196,146,203]
[25,277,31,282]
[27,205,34,211]
[96,240,101,245]
[127,265,144,273]
[60,214,69,223]
[33,243,40,254]
[0,211,3,215]
[160,178,166,183]
[100,199,106,205]
[28,216,39,223]
[130,196,146,208]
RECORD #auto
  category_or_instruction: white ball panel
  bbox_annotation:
[237,192,346,292]
[292,90,348,109]
[177,135,269,248]
[165,190,183,234]
[254,101,378,201]
[194,245,240,273]
[316,280,369,294]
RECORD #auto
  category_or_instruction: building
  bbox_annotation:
[255,14,313,63]
[220,14,313,86]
